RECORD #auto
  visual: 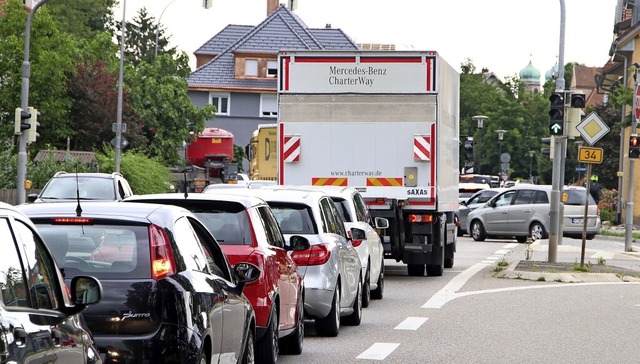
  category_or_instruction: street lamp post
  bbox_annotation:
[154,0,178,57]
[17,0,54,205]
[472,115,488,175]
[528,150,534,182]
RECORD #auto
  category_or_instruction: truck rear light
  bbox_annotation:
[291,244,331,266]
[149,224,176,280]
[408,214,433,223]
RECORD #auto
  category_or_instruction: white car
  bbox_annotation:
[214,186,363,337]
[295,186,388,306]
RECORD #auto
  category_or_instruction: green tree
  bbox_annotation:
[95,149,174,194]
[46,0,116,36]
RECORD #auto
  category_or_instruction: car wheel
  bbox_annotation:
[280,294,304,355]
[407,264,425,277]
[241,328,255,364]
[343,277,362,326]
[256,304,278,364]
[370,261,384,300]
[197,346,208,364]
[470,220,486,242]
[315,284,340,337]
[586,234,595,240]
[361,267,371,308]
[516,236,528,243]
[529,222,547,241]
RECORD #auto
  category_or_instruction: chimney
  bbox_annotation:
[267,0,279,15]
[325,24,332,29]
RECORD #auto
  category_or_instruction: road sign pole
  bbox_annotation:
[580,164,592,268]
[626,68,640,251]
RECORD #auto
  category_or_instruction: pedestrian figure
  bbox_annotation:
[589,174,602,204]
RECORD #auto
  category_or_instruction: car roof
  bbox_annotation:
[50,172,118,178]
[213,185,329,205]
[125,192,268,209]
[280,185,358,199]
[17,201,184,221]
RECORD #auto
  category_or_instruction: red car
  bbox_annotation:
[125,193,309,364]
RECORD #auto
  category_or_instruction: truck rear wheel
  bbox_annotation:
[407,264,425,276]
[426,243,444,277]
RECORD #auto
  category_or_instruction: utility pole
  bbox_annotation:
[17,0,53,205]
[548,0,566,263]
[626,64,639,251]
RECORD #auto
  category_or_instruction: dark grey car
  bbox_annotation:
[0,202,103,363]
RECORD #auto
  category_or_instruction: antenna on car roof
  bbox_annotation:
[75,163,82,216]
[183,169,189,199]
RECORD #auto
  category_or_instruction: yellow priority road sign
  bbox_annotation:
[578,146,603,164]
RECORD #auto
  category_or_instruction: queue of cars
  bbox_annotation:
[11,173,387,363]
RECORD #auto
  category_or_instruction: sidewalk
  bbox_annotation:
[494,234,640,283]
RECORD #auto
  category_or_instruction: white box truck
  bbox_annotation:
[277,50,460,276]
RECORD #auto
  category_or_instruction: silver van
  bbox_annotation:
[467,184,600,242]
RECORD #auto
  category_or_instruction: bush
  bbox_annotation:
[599,188,617,224]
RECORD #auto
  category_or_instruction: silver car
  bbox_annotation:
[297,185,389,307]
[467,184,601,242]
[215,186,363,337]
[457,188,506,236]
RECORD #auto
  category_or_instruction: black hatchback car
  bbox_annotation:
[0,202,103,363]
[18,201,259,364]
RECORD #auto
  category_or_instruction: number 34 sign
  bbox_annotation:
[578,147,603,164]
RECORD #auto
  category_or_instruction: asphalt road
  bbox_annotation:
[277,236,640,363]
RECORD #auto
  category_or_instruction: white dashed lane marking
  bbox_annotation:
[356,343,400,360]
[394,317,429,330]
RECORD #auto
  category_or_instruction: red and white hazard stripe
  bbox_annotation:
[414,135,431,161]
[283,135,300,163]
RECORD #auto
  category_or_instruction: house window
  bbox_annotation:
[245,59,258,77]
[260,94,277,117]
[209,93,230,115]
[267,60,278,78]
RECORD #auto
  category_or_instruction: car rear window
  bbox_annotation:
[268,202,317,234]
[36,225,150,279]
[564,190,596,205]
[41,177,115,200]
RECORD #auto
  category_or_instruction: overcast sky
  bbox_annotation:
[113,0,617,80]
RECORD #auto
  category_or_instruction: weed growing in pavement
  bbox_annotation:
[605,267,612,273]
[492,265,504,273]
[573,260,591,272]
[537,275,546,281]
[497,258,509,267]
[548,269,557,273]
[554,278,563,282]
[597,256,606,265]
[515,273,523,279]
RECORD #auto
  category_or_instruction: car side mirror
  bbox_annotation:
[289,235,310,251]
[374,217,389,229]
[233,262,261,293]
[71,276,103,306]
[27,193,38,203]
[350,227,366,241]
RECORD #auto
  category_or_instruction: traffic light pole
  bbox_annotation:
[625,66,638,251]
[17,0,52,205]
[548,0,566,263]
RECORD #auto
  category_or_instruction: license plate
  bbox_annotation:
[571,218,584,224]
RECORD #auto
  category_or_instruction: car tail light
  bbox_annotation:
[408,214,433,223]
[291,244,331,266]
[149,224,176,280]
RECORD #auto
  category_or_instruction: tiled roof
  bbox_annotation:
[34,150,96,164]
[188,4,358,89]
[194,25,253,56]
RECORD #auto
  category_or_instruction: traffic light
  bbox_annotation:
[463,137,474,160]
[14,107,31,135]
[541,137,554,160]
[26,107,40,143]
[549,92,564,123]
[571,93,586,108]
[630,135,640,159]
